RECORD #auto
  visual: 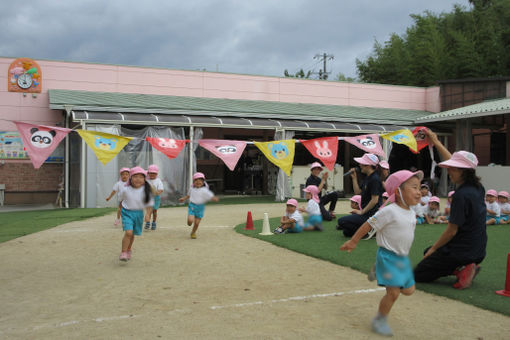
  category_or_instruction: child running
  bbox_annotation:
[486,189,500,225]
[118,166,154,262]
[498,191,510,224]
[273,198,305,234]
[106,167,130,226]
[340,169,423,336]
[298,185,323,231]
[178,172,219,239]
[145,164,164,231]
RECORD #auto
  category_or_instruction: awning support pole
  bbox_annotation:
[188,126,194,189]
[80,121,87,208]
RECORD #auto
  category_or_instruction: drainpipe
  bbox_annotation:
[81,121,87,208]
[188,126,194,189]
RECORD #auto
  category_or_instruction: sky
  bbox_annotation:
[0,0,471,80]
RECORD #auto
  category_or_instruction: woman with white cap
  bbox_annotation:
[413,130,487,290]
[305,162,339,221]
[337,153,384,237]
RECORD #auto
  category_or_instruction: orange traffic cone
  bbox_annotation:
[244,211,254,230]
[496,253,510,297]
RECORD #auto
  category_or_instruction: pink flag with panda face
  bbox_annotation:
[300,137,338,170]
[14,121,72,169]
[342,134,386,157]
[146,137,188,159]
[198,139,247,171]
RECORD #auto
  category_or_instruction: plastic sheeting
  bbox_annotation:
[89,124,201,208]
[274,130,295,202]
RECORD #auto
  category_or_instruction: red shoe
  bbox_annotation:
[329,211,336,219]
[453,263,476,289]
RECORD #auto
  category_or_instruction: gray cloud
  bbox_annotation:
[0,0,469,79]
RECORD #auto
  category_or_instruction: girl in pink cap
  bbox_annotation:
[118,166,154,262]
[179,172,219,239]
[106,167,130,226]
[305,161,339,221]
[340,169,423,336]
[414,130,486,290]
[299,185,323,231]
[349,195,362,211]
[485,189,500,225]
[424,196,441,224]
[145,164,164,231]
[273,198,305,234]
[498,191,510,224]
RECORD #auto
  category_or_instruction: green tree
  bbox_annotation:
[284,68,312,79]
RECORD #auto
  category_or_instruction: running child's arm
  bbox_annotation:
[106,190,117,201]
[211,196,219,202]
[178,195,190,203]
[423,222,458,258]
[339,222,372,252]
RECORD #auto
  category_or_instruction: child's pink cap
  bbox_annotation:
[286,198,298,207]
[193,172,205,180]
[119,167,130,174]
[303,185,320,203]
[384,170,424,204]
[429,196,440,204]
[448,190,455,197]
[498,191,509,198]
[130,166,147,177]
[486,189,497,197]
[310,162,323,170]
[354,153,379,166]
[439,151,478,169]
[147,164,159,174]
[350,195,362,207]
[379,160,390,170]
[382,192,389,198]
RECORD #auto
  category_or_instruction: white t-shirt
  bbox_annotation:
[486,201,501,216]
[119,185,154,210]
[425,206,439,218]
[499,202,510,215]
[367,203,416,256]
[112,180,127,198]
[147,177,164,194]
[420,195,430,206]
[189,186,214,205]
[286,210,304,227]
[306,200,321,216]
[411,204,426,218]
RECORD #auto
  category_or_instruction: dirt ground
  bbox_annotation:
[1,201,509,339]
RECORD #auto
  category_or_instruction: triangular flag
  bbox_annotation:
[380,129,417,153]
[300,137,338,170]
[254,139,295,176]
[77,130,132,165]
[411,126,429,154]
[342,134,385,157]
[146,137,188,159]
[14,121,72,169]
[198,139,247,171]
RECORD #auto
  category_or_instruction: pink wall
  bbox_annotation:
[0,57,441,131]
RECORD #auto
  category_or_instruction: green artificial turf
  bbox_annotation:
[235,217,510,317]
[0,208,115,243]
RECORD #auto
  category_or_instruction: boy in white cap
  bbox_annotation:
[305,162,339,221]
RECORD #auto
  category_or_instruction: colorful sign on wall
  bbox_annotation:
[7,58,42,93]
[0,132,29,159]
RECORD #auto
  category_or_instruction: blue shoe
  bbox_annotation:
[151,222,157,230]
[144,222,150,230]
[371,317,393,336]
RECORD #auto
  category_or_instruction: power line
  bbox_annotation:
[313,52,334,80]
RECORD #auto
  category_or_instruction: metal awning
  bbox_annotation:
[71,110,406,133]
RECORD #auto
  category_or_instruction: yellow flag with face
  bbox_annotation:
[380,129,418,153]
[76,130,133,165]
[254,139,295,176]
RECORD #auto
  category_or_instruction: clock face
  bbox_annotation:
[17,73,33,89]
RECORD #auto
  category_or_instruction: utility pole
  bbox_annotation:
[313,53,334,80]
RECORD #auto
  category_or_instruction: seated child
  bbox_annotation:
[298,185,323,231]
[436,191,454,224]
[424,196,441,224]
[420,183,431,206]
[273,199,305,234]
[486,189,501,225]
[411,203,426,225]
[498,191,510,225]
[382,192,389,205]
[350,195,362,212]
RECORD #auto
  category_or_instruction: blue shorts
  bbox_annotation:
[188,202,205,219]
[486,215,500,223]
[153,195,161,210]
[501,214,509,222]
[121,208,144,236]
[305,214,322,228]
[287,223,304,233]
[416,216,425,224]
[376,247,415,289]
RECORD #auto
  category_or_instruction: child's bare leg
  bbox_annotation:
[122,230,134,252]
[487,218,495,225]
[187,215,194,226]
[117,207,121,219]
[400,285,415,296]
[191,218,201,235]
[378,287,401,316]
[152,209,158,222]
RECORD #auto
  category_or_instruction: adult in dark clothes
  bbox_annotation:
[337,153,384,237]
[414,130,486,290]
[305,162,338,221]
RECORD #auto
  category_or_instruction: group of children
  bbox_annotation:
[106,166,218,261]
[485,189,510,225]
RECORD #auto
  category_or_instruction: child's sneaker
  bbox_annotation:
[367,263,377,282]
[190,232,197,239]
[151,222,157,230]
[114,219,120,226]
[314,224,324,231]
[126,250,132,260]
[371,317,393,336]
[453,263,476,289]
[273,227,284,234]
[119,252,128,262]
[144,222,150,230]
